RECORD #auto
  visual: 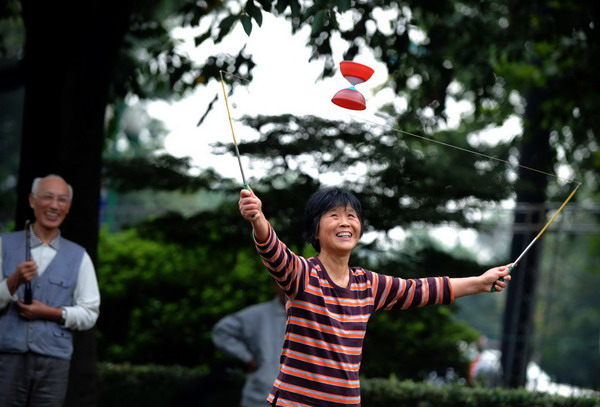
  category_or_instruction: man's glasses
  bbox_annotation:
[35,193,71,206]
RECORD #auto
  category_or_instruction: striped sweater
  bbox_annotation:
[255,225,454,407]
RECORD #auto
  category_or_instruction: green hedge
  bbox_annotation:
[98,363,600,407]
[361,378,600,407]
[98,362,243,407]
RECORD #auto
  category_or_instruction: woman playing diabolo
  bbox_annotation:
[239,187,511,407]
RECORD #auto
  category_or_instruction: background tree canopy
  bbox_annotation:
[1,0,600,405]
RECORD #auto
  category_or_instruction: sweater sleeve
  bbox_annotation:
[371,272,454,312]
[254,223,309,300]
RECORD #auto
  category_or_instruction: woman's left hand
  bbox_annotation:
[483,265,512,292]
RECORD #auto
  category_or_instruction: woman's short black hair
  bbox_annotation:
[304,187,364,252]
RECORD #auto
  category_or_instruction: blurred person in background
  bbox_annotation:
[212,282,286,407]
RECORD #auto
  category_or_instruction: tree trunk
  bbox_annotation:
[15,0,131,405]
[501,88,552,388]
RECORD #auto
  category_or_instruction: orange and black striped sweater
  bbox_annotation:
[255,225,455,407]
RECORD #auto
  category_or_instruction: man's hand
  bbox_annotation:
[247,359,259,372]
[17,300,61,322]
[6,261,37,295]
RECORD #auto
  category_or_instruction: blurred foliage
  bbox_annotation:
[96,220,274,366]
[0,86,21,230]
[103,155,223,193]
[533,230,600,389]
[231,114,514,233]
[97,362,243,406]
[360,377,600,407]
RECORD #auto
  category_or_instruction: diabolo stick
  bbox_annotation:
[219,70,256,219]
[220,70,249,190]
[24,219,32,304]
[491,183,581,292]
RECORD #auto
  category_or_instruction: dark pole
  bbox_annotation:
[501,87,551,388]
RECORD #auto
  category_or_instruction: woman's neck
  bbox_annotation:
[318,251,350,287]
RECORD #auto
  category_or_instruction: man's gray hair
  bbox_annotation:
[31,174,74,200]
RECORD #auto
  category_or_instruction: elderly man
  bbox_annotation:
[0,174,100,407]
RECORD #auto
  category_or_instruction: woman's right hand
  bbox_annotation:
[238,188,269,242]
[239,188,263,221]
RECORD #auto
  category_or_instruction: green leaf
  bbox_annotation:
[245,0,263,27]
[289,0,300,18]
[275,0,288,14]
[216,15,237,42]
[305,4,317,17]
[241,14,253,36]
[193,29,212,47]
[218,14,237,31]
[256,0,272,12]
[336,0,351,12]
[311,9,327,36]
[248,7,263,26]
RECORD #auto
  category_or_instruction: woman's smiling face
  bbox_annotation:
[316,205,361,255]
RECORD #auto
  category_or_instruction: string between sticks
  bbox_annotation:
[350,114,581,187]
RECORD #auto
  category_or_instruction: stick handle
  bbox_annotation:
[490,264,516,293]
[24,284,32,304]
[490,237,536,293]
[24,220,32,304]
[243,183,257,218]
[491,265,514,292]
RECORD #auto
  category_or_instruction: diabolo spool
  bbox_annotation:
[331,61,374,111]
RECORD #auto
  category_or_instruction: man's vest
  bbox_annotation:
[0,231,84,360]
